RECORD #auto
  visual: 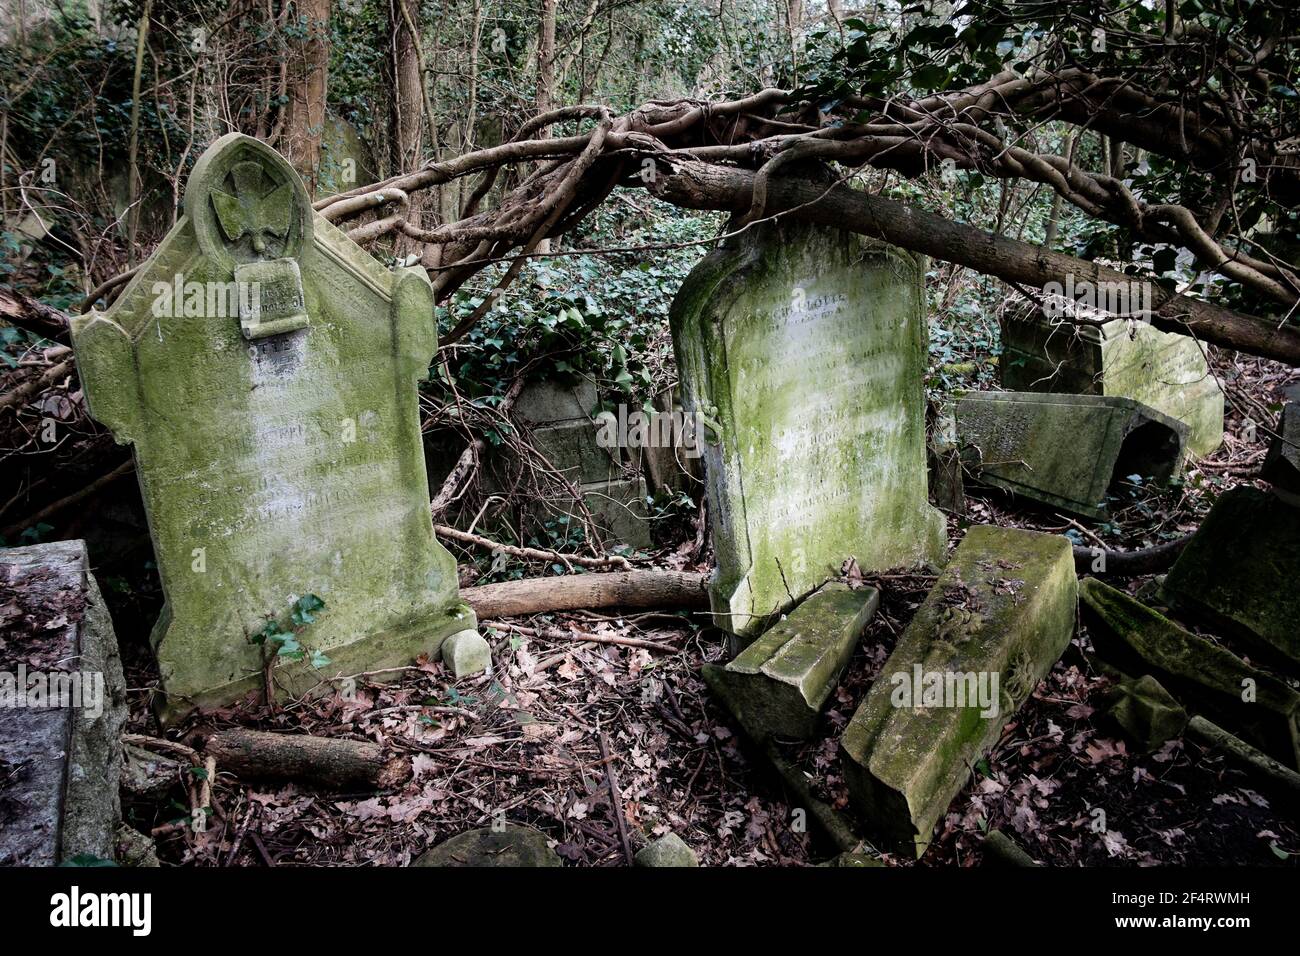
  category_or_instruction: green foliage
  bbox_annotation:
[249,593,331,666]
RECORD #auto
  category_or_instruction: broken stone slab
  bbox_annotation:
[0,540,127,866]
[981,829,1042,867]
[634,833,699,867]
[1187,716,1300,813]
[841,525,1077,857]
[1261,403,1300,505]
[1103,674,1187,752]
[671,219,945,638]
[70,134,474,723]
[1160,486,1300,668]
[1001,311,1224,456]
[412,825,562,867]
[439,628,491,679]
[121,743,185,799]
[1080,577,1300,769]
[956,391,1188,520]
[702,583,879,740]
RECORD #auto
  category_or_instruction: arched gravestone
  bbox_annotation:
[671,220,945,638]
[71,134,477,723]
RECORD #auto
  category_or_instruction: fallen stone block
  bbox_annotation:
[1000,310,1224,456]
[412,825,562,867]
[440,628,491,679]
[634,833,699,867]
[841,525,1077,857]
[1103,674,1187,752]
[1081,577,1300,769]
[1261,403,1300,505]
[0,540,127,866]
[703,583,879,740]
[956,391,1188,519]
[1160,486,1300,668]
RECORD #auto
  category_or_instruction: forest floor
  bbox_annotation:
[109,346,1300,867]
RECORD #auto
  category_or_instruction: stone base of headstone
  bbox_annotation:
[0,540,127,866]
[412,825,562,866]
[439,628,491,679]
[703,583,879,740]
[840,526,1077,858]
[957,391,1188,519]
[1000,312,1224,456]
[1082,577,1300,769]
[1160,486,1300,669]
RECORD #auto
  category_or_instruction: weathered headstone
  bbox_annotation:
[71,134,478,723]
[1082,577,1300,769]
[703,582,878,740]
[671,220,945,637]
[840,525,1077,857]
[0,540,126,865]
[1000,312,1224,456]
[1159,486,1300,668]
[956,391,1187,519]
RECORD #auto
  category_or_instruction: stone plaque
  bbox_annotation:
[71,134,473,722]
[671,221,944,637]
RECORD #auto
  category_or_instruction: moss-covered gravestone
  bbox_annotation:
[670,221,945,638]
[71,134,478,723]
[1001,312,1224,456]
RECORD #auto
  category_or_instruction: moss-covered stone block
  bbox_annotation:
[841,525,1076,857]
[1081,577,1300,769]
[70,134,472,723]
[1001,313,1223,456]
[957,391,1187,519]
[412,825,561,867]
[634,833,699,867]
[1160,486,1300,668]
[1103,674,1187,752]
[703,583,879,740]
[670,220,944,638]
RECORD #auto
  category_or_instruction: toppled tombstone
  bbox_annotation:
[1081,577,1300,769]
[71,134,478,723]
[703,583,879,740]
[1160,486,1300,668]
[412,825,562,867]
[956,391,1188,519]
[1000,310,1223,456]
[1261,403,1300,505]
[841,526,1077,857]
[1103,674,1187,752]
[634,833,699,867]
[671,219,944,637]
[0,540,126,865]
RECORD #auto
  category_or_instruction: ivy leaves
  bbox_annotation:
[250,593,330,667]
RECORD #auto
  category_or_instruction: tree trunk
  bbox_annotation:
[533,0,557,253]
[463,570,710,619]
[651,160,1300,365]
[203,729,411,790]
[283,0,330,194]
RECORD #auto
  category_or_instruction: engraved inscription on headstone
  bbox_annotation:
[671,220,945,638]
[72,134,475,722]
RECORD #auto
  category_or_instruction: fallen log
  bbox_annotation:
[1072,535,1192,576]
[1187,715,1300,811]
[463,569,709,619]
[202,729,411,790]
